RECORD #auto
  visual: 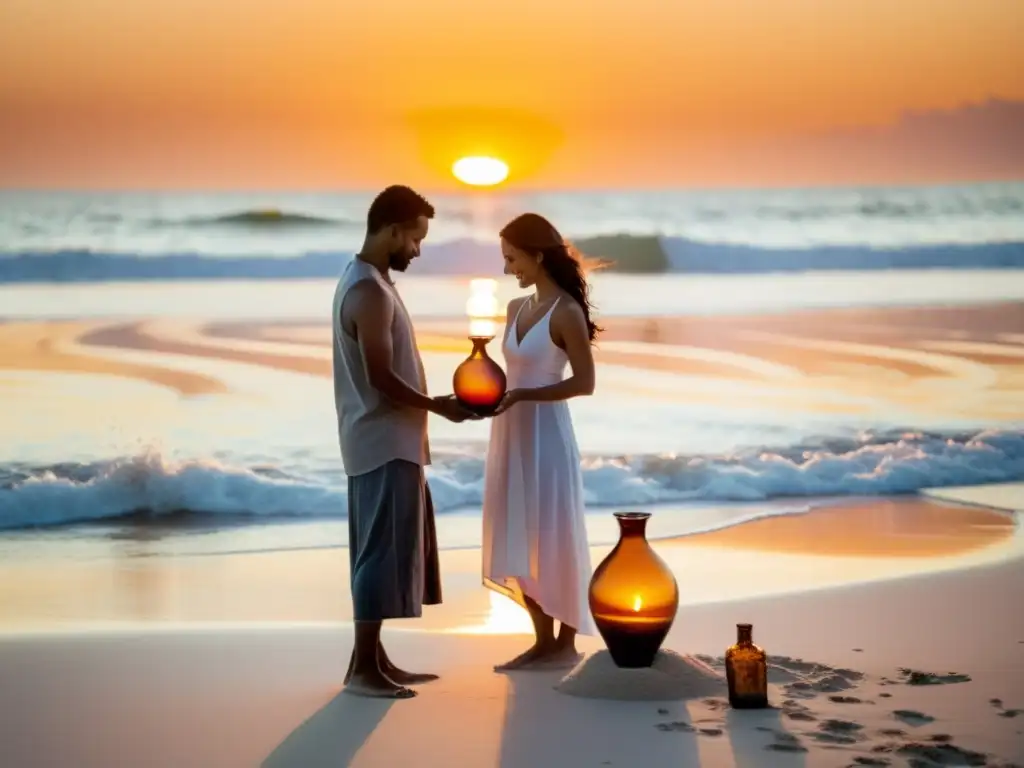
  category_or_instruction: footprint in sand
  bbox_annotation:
[785,680,816,698]
[987,698,1023,718]
[700,697,731,712]
[895,742,988,766]
[766,744,809,754]
[893,710,937,727]
[821,718,864,732]
[830,694,872,704]
[789,676,860,699]
[813,718,867,745]
[879,728,907,737]
[763,730,809,754]
[697,654,870,708]
[780,698,818,722]
[897,668,972,686]
[655,721,722,737]
[655,720,695,733]
[849,757,891,766]
[785,711,817,722]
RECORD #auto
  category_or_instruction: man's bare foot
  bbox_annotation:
[382,663,440,686]
[344,671,417,699]
[494,643,557,672]
[346,647,439,686]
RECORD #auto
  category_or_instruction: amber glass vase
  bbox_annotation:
[453,337,507,416]
[725,623,769,709]
[588,512,679,668]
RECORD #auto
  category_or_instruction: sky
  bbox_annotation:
[1,0,1022,190]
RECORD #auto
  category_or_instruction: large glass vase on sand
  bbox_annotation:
[588,512,679,668]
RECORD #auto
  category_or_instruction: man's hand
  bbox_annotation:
[432,395,481,423]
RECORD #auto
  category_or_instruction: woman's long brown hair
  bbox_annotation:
[499,213,603,343]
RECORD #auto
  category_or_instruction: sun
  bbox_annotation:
[452,156,509,187]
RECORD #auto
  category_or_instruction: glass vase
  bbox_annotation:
[588,512,679,668]
[452,337,507,416]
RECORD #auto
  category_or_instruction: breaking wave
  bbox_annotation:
[2,428,1021,530]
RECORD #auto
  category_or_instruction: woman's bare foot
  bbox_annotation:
[494,642,557,672]
[534,645,583,669]
[344,670,417,699]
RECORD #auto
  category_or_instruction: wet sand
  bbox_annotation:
[682,497,1016,557]
[0,495,1018,633]
[0,320,226,396]
[0,300,1020,421]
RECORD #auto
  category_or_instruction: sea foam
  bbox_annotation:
[1,428,1020,530]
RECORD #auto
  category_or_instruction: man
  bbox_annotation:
[333,185,476,699]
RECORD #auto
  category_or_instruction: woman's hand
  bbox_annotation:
[493,388,528,415]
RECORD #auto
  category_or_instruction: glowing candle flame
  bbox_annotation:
[632,595,643,612]
[466,278,499,338]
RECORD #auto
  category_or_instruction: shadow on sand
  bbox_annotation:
[727,708,809,768]
[497,671,702,767]
[261,690,393,768]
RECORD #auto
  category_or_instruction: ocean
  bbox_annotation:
[3,183,1024,280]
[1,182,1023,556]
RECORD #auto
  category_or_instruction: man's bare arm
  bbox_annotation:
[345,280,442,414]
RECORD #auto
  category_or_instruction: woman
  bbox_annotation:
[482,212,603,671]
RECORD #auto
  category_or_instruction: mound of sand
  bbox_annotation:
[555,650,727,701]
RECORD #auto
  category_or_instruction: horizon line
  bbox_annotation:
[2,178,1024,197]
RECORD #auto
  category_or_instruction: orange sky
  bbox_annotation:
[1,0,1022,189]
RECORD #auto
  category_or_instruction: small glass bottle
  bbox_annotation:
[725,623,768,709]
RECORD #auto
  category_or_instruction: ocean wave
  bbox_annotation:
[1,237,1023,283]
[1,428,1021,531]
[743,194,1023,222]
[150,209,353,229]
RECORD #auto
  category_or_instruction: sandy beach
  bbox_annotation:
[1,278,1023,766]
[1,484,1022,768]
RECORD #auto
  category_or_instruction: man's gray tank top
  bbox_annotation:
[332,258,430,477]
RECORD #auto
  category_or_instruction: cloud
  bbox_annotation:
[769,98,1024,184]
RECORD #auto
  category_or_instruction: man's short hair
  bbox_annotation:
[366,185,435,234]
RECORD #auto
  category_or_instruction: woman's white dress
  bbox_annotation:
[482,298,596,635]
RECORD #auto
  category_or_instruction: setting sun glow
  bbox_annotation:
[452,156,510,187]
